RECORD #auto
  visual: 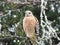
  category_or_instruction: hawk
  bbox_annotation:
[23,10,39,45]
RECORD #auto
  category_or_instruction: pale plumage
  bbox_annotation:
[23,10,39,45]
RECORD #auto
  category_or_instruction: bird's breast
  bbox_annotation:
[23,17,36,27]
[23,16,36,37]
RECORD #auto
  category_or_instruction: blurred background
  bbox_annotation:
[0,0,60,45]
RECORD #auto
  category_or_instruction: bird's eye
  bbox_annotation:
[29,12,31,14]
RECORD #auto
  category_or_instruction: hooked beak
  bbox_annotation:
[25,14,29,17]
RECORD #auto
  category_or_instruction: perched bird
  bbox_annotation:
[23,10,39,45]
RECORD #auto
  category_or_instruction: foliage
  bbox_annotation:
[0,0,60,45]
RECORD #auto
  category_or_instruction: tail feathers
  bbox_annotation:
[29,35,38,45]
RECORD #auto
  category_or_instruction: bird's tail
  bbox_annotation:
[29,35,38,45]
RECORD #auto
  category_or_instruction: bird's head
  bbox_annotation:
[25,10,33,17]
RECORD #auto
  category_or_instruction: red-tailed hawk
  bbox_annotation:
[23,10,39,45]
